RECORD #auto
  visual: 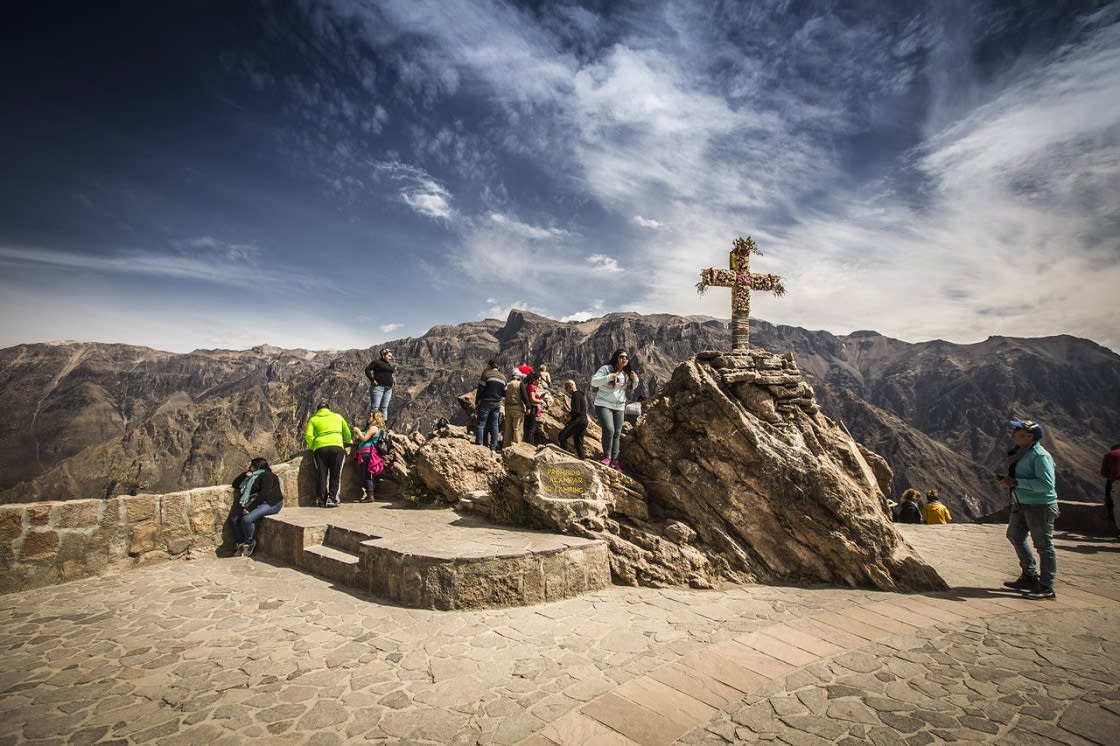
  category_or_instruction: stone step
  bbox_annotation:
[323,524,378,554]
[302,544,361,587]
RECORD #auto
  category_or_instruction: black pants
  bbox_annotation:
[523,411,539,446]
[314,446,346,504]
[558,417,588,459]
[1107,480,1116,521]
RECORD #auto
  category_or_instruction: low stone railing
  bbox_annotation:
[0,460,302,595]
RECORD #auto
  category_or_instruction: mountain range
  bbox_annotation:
[1,311,1116,520]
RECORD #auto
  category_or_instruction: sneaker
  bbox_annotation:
[1002,574,1040,591]
[315,499,325,508]
[1024,586,1055,600]
[243,540,256,558]
[610,459,622,472]
[358,493,373,503]
[234,543,246,557]
[600,457,612,466]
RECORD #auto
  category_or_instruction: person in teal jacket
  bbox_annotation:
[304,403,352,507]
[997,419,1059,599]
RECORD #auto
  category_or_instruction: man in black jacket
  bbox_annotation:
[364,348,396,423]
[557,379,589,459]
[474,360,506,451]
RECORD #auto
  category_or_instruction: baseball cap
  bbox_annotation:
[1009,419,1044,440]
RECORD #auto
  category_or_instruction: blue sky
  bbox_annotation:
[1,0,1118,353]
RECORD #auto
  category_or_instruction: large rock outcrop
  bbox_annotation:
[409,349,946,592]
[624,350,946,591]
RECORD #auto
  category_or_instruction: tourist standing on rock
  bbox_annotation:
[475,360,506,452]
[352,411,387,502]
[364,348,396,423]
[522,371,544,446]
[1101,443,1120,528]
[591,349,638,471]
[557,379,589,459]
[922,489,952,524]
[503,369,526,448]
[305,403,352,508]
[537,363,555,405]
[894,488,924,523]
[998,419,1059,600]
[228,457,284,557]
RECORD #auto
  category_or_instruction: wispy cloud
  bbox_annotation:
[369,160,457,221]
[0,240,327,291]
[379,322,403,334]
[488,213,570,240]
[633,215,664,229]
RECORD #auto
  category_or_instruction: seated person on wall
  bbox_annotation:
[893,488,924,523]
[228,457,284,557]
[922,489,952,524]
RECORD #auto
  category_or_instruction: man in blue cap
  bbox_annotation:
[997,419,1059,600]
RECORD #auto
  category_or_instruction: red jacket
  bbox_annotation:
[1102,447,1120,480]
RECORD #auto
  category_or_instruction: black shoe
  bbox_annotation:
[243,540,256,558]
[1024,586,1055,600]
[1002,574,1040,591]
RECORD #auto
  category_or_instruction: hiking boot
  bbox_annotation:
[1002,574,1039,591]
[243,540,256,558]
[1024,586,1056,600]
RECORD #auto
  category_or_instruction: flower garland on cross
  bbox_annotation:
[696,236,786,350]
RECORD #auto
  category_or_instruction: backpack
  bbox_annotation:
[376,430,393,457]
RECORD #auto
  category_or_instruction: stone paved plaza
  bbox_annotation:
[1,523,1118,744]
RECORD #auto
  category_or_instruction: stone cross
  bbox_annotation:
[697,236,785,350]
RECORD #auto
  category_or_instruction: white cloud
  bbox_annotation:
[379,323,403,334]
[633,215,664,229]
[401,187,454,220]
[488,213,571,240]
[586,254,622,273]
[560,299,604,322]
[482,298,547,319]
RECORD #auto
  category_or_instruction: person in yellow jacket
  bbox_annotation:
[922,489,952,524]
[304,403,352,507]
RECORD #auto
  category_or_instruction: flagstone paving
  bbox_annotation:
[0,523,1117,744]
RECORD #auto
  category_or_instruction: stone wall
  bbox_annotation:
[0,459,302,595]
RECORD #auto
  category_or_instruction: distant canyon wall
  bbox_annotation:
[1,312,1117,521]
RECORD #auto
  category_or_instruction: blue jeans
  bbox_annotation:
[1006,502,1059,589]
[475,400,501,450]
[370,385,392,421]
[596,406,624,460]
[227,501,282,545]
